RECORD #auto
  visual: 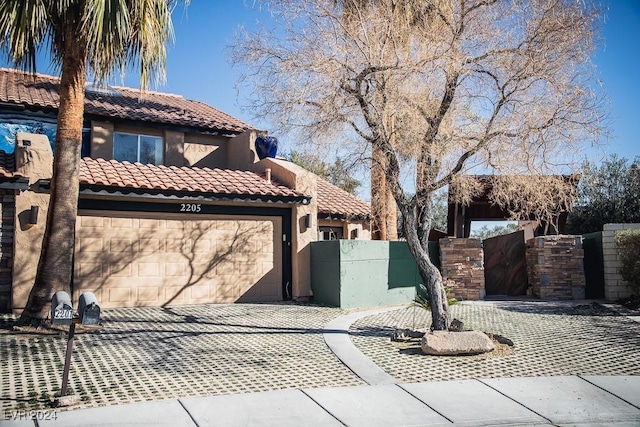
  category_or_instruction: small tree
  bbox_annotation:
[470,223,518,241]
[566,155,640,234]
[233,0,606,329]
[286,150,361,194]
[615,230,640,296]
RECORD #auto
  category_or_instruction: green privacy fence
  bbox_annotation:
[310,240,440,309]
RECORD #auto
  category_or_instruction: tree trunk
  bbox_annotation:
[371,145,398,240]
[19,46,87,324]
[402,204,451,330]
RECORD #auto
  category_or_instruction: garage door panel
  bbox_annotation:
[138,287,160,302]
[77,262,104,278]
[110,263,132,277]
[79,237,104,252]
[108,287,132,303]
[138,262,160,277]
[75,211,283,308]
[139,239,161,253]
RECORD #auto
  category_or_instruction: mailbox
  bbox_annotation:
[51,291,73,325]
[78,292,100,325]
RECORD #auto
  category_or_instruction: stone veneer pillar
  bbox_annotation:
[526,235,585,300]
[439,237,485,300]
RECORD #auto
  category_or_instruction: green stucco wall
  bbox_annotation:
[311,240,434,309]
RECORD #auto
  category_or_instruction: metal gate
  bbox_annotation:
[483,230,528,296]
[582,232,605,299]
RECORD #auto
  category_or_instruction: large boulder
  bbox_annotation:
[421,331,495,356]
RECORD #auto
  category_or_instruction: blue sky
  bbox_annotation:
[167,0,640,163]
[1,1,638,162]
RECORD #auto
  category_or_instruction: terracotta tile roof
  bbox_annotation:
[316,178,370,219]
[0,151,19,179]
[80,158,308,200]
[0,68,252,134]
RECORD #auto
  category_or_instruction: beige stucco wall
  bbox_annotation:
[183,133,228,169]
[318,219,371,240]
[252,158,317,300]
[164,130,185,167]
[228,130,259,170]
[90,121,235,170]
[12,133,53,312]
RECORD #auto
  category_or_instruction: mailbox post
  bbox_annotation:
[51,291,101,406]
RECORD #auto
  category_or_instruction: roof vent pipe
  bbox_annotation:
[265,168,271,184]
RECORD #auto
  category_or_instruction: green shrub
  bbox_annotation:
[615,229,640,295]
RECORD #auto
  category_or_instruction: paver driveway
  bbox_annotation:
[2,299,639,418]
[350,301,640,382]
[1,303,363,415]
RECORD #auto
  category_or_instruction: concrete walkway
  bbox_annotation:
[7,375,637,426]
[3,303,640,426]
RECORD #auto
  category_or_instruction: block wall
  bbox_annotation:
[526,235,585,300]
[603,223,640,301]
[439,237,484,300]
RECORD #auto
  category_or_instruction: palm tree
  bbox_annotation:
[338,0,439,241]
[0,0,179,324]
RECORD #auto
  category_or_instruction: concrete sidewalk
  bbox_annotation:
[4,375,639,426]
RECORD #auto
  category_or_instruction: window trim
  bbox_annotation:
[113,131,164,165]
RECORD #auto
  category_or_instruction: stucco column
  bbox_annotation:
[12,133,54,312]
[252,158,318,300]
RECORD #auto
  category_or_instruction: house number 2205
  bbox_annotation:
[180,203,202,212]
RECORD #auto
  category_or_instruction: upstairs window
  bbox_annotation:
[113,132,163,165]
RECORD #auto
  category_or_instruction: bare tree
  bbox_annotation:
[232,0,606,329]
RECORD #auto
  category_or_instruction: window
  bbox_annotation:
[319,226,344,241]
[113,132,163,165]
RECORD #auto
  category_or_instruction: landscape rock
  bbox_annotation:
[421,330,495,356]
[53,394,80,407]
[448,318,464,332]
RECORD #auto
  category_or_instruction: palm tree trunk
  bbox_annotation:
[371,145,398,240]
[19,47,86,324]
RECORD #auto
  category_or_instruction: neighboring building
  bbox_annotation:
[0,68,370,312]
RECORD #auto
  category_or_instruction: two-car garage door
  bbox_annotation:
[73,210,282,309]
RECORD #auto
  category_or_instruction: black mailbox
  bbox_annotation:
[78,292,100,325]
[51,291,73,325]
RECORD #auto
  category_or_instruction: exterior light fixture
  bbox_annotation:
[28,205,39,226]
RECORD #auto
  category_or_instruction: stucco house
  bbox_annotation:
[0,68,370,313]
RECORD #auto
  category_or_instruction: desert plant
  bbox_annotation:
[413,284,457,311]
[615,229,640,295]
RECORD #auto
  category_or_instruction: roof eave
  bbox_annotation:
[0,176,29,190]
[76,184,311,205]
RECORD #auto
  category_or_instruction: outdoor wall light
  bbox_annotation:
[28,205,39,226]
[305,213,313,229]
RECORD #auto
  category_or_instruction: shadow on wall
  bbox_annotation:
[74,215,278,308]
